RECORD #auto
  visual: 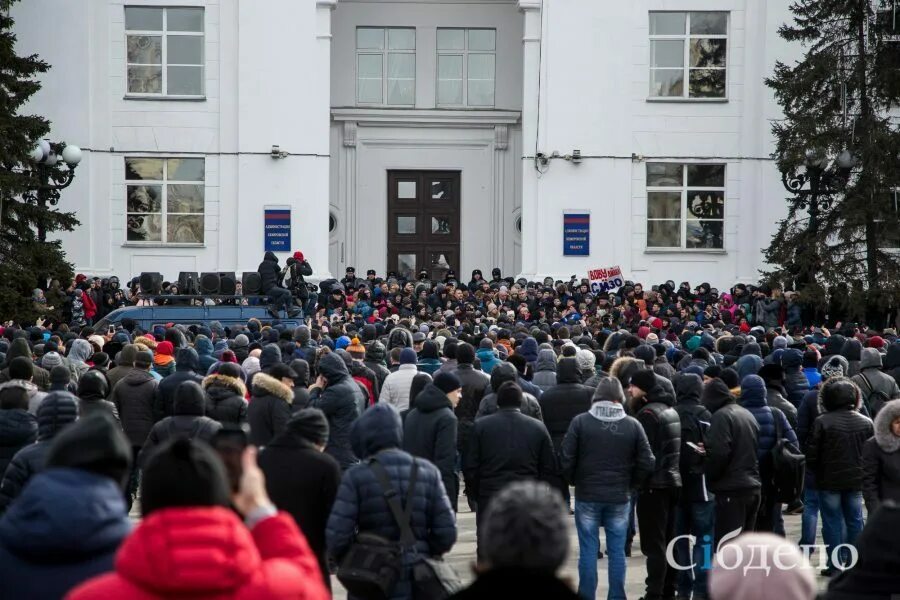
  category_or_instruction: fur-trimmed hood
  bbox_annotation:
[251,372,293,405]
[202,373,247,398]
[609,356,644,386]
[817,375,862,414]
[874,399,900,453]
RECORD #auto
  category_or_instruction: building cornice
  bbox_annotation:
[517,0,541,12]
[331,107,521,127]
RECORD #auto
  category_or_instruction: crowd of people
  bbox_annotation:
[2,259,900,599]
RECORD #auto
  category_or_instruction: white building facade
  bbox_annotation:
[13,0,799,287]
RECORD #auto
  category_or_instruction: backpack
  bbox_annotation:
[858,372,890,418]
[768,407,805,503]
[353,374,376,407]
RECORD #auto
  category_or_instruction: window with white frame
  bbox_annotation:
[125,6,204,96]
[356,27,415,105]
[646,163,725,249]
[436,28,496,107]
[125,157,205,244]
[649,12,727,99]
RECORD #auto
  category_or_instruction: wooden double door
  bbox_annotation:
[387,170,461,280]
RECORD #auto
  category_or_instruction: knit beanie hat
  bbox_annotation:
[433,372,461,394]
[287,408,330,445]
[242,356,261,376]
[709,533,815,600]
[592,377,625,403]
[90,352,110,369]
[134,350,153,368]
[46,412,132,489]
[140,437,231,517]
[233,334,250,348]
[217,362,243,381]
[686,336,702,352]
[9,356,33,381]
[480,481,569,573]
[347,337,366,359]
[41,351,62,370]
[399,347,418,365]
[630,369,657,393]
[156,341,174,356]
[821,355,848,380]
[868,335,886,350]
[646,332,660,344]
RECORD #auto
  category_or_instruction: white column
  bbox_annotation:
[518,0,542,279]
[314,0,337,279]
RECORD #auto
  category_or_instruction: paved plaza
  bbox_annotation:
[332,498,831,598]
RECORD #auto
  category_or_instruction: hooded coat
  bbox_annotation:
[0,391,79,513]
[476,363,543,421]
[806,377,874,491]
[0,338,50,391]
[68,506,329,600]
[780,349,810,407]
[152,348,203,420]
[475,347,502,374]
[326,404,456,600]
[309,353,363,469]
[885,343,900,386]
[193,336,217,374]
[248,373,294,448]
[703,379,761,494]
[0,405,38,480]
[538,358,593,454]
[68,339,94,382]
[202,373,248,426]
[840,338,863,377]
[532,349,558,392]
[739,375,798,462]
[403,383,459,510]
[77,371,120,423]
[363,342,392,389]
[257,251,282,294]
[141,382,221,462]
[635,381,682,489]
[0,469,131,599]
[851,348,900,417]
[111,368,158,448]
[862,399,900,512]
[673,373,713,502]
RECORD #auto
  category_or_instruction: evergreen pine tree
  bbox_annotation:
[766,0,900,323]
[0,0,79,325]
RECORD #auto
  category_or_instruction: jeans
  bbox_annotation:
[800,485,820,547]
[819,490,864,570]
[574,500,629,600]
[637,488,680,600]
[754,494,784,536]
[267,287,293,312]
[673,500,715,599]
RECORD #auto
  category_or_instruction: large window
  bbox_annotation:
[356,27,416,105]
[125,7,204,97]
[649,11,727,99]
[436,28,496,107]
[125,158,205,244]
[646,163,725,249]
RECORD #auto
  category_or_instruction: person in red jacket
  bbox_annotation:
[66,437,329,600]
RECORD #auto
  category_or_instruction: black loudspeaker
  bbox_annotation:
[139,272,163,294]
[199,272,220,295]
[242,272,262,295]
[178,271,199,295]
[219,272,237,295]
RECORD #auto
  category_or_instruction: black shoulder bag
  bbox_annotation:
[370,458,463,600]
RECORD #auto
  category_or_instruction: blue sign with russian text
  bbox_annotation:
[563,213,590,256]
[264,209,291,252]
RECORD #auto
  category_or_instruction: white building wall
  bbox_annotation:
[519,0,800,288]
[12,0,334,282]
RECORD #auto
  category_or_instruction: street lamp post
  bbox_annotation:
[780,148,855,288]
[20,140,83,241]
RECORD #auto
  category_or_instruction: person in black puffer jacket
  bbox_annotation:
[628,368,681,600]
[758,364,798,430]
[454,343,490,457]
[807,377,874,574]
[476,362,543,421]
[201,363,248,427]
[309,352,363,470]
[739,373,798,535]
[0,391,79,513]
[670,372,714,600]
[862,399,900,513]
[326,403,456,600]
[140,381,221,459]
[0,385,38,487]
[289,359,311,409]
[703,377,761,545]
[780,349,810,408]
[152,347,203,420]
[77,370,119,423]
[403,374,460,511]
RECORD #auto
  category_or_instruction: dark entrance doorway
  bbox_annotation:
[387,170,461,280]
